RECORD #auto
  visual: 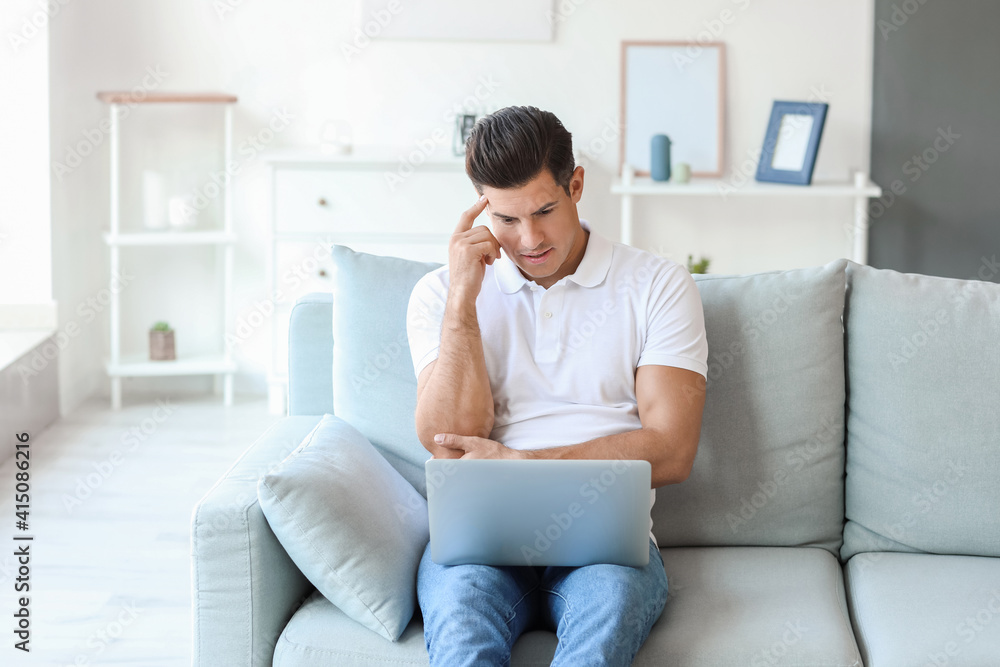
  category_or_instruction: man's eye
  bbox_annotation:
[539,209,552,215]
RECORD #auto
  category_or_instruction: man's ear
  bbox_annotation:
[570,165,585,203]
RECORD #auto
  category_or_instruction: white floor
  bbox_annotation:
[0,393,282,667]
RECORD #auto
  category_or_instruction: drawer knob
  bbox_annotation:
[317,197,328,207]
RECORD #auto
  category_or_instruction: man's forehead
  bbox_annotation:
[484,180,561,217]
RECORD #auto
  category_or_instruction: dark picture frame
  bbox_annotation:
[755,101,828,185]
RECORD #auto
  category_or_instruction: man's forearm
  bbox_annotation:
[520,427,691,488]
[415,288,495,450]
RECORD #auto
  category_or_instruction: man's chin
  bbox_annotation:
[516,262,555,278]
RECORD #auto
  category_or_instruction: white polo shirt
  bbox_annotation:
[406,219,709,549]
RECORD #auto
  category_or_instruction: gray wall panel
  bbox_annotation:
[869,0,1000,280]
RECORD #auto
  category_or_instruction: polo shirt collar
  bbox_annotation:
[494,219,613,294]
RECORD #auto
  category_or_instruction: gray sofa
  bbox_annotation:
[191,249,1000,666]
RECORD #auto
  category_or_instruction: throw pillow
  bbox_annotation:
[257,413,429,641]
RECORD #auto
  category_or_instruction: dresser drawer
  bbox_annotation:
[273,167,477,236]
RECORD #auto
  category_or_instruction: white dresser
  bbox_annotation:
[265,148,474,414]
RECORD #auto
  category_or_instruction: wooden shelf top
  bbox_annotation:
[96,91,237,104]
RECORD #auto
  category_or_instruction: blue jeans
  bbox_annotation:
[417,537,668,666]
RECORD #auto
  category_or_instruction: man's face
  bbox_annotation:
[481,165,586,288]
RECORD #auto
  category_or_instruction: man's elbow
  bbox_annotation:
[653,434,698,487]
[415,410,494,450]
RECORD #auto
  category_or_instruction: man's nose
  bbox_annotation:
[521,220,545,249]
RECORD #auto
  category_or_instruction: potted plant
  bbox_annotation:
[686,254,711,274]
[150,321,176,361]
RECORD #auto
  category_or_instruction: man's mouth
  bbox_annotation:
[522,248,552,264]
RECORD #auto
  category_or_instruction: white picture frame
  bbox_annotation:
[619,41,726,178]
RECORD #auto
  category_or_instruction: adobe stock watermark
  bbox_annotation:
[850,457,969,574]
[70,601,143,666]
[227,232,331,350]
[174,107,295,224]
[52,65,169,182]
[563,253,662,356]
[848,125,959,241]
[213,0,249,20]
[7,0,74,52]
[922,589,1000,666]
[703,285,802,384]
[17,269,134,386]
[749,618,809,667]
[948,254,1000,309]
[546,0,590,26]
[575,116,621,167]
[887,308,949,370]
[726,414,841,533]
[877,0,932,41]
[384,75,502,192]
[886,252,995,370]
[520,458,638,565]
[675,0,754,72]
[61,399,176,513]
[340,0,404,63]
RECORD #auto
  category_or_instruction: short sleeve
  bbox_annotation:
[637,264,709,378]
[406,269,448,379]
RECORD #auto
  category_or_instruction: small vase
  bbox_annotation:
[650,134,672,181]
[150,330,176,361]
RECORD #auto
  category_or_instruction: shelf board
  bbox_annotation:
[265,147,466,169]
[611,177,882,198]
[96,91,237,104]
[106,354,237,377]
[103,230,237,246]
[271,230,451,244]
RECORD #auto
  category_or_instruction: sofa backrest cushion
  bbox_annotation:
[841,260,1000,561]
[651,259,849,558]
[331,245,443,497]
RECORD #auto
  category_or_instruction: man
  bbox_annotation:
[406,105,709,666]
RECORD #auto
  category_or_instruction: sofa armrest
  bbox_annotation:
[191,416,323,667]
[288,292,334,416]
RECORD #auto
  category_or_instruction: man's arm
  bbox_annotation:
[520,365,706,488]
[434,365,707,487]
[414,290,495,457]
[413,194,499,457]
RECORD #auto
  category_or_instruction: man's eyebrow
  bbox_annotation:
[491,201,558,219]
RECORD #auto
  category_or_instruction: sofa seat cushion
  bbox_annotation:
[645,546,862,666]
[272,589,559,666]
[273,546,861,666]
[844,551,1000,667]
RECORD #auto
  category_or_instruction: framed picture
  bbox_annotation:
[453,113,478,156]
[619,41,726,178]
[754,101,828,185]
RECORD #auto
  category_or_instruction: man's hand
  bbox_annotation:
[448,194,500,300]
[432,433,522,460]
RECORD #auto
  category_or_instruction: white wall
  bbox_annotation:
[49,0,875,414]
[1,0,52,312]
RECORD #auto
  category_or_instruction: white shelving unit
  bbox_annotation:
[98,91,238,410]
[265,148,466,415]
[612,164,883,264]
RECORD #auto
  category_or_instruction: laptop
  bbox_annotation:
[425,458,651,567]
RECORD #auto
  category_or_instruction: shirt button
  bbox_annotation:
[544,311,552,318]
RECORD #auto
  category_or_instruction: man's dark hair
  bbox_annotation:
[465,105,575,197]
